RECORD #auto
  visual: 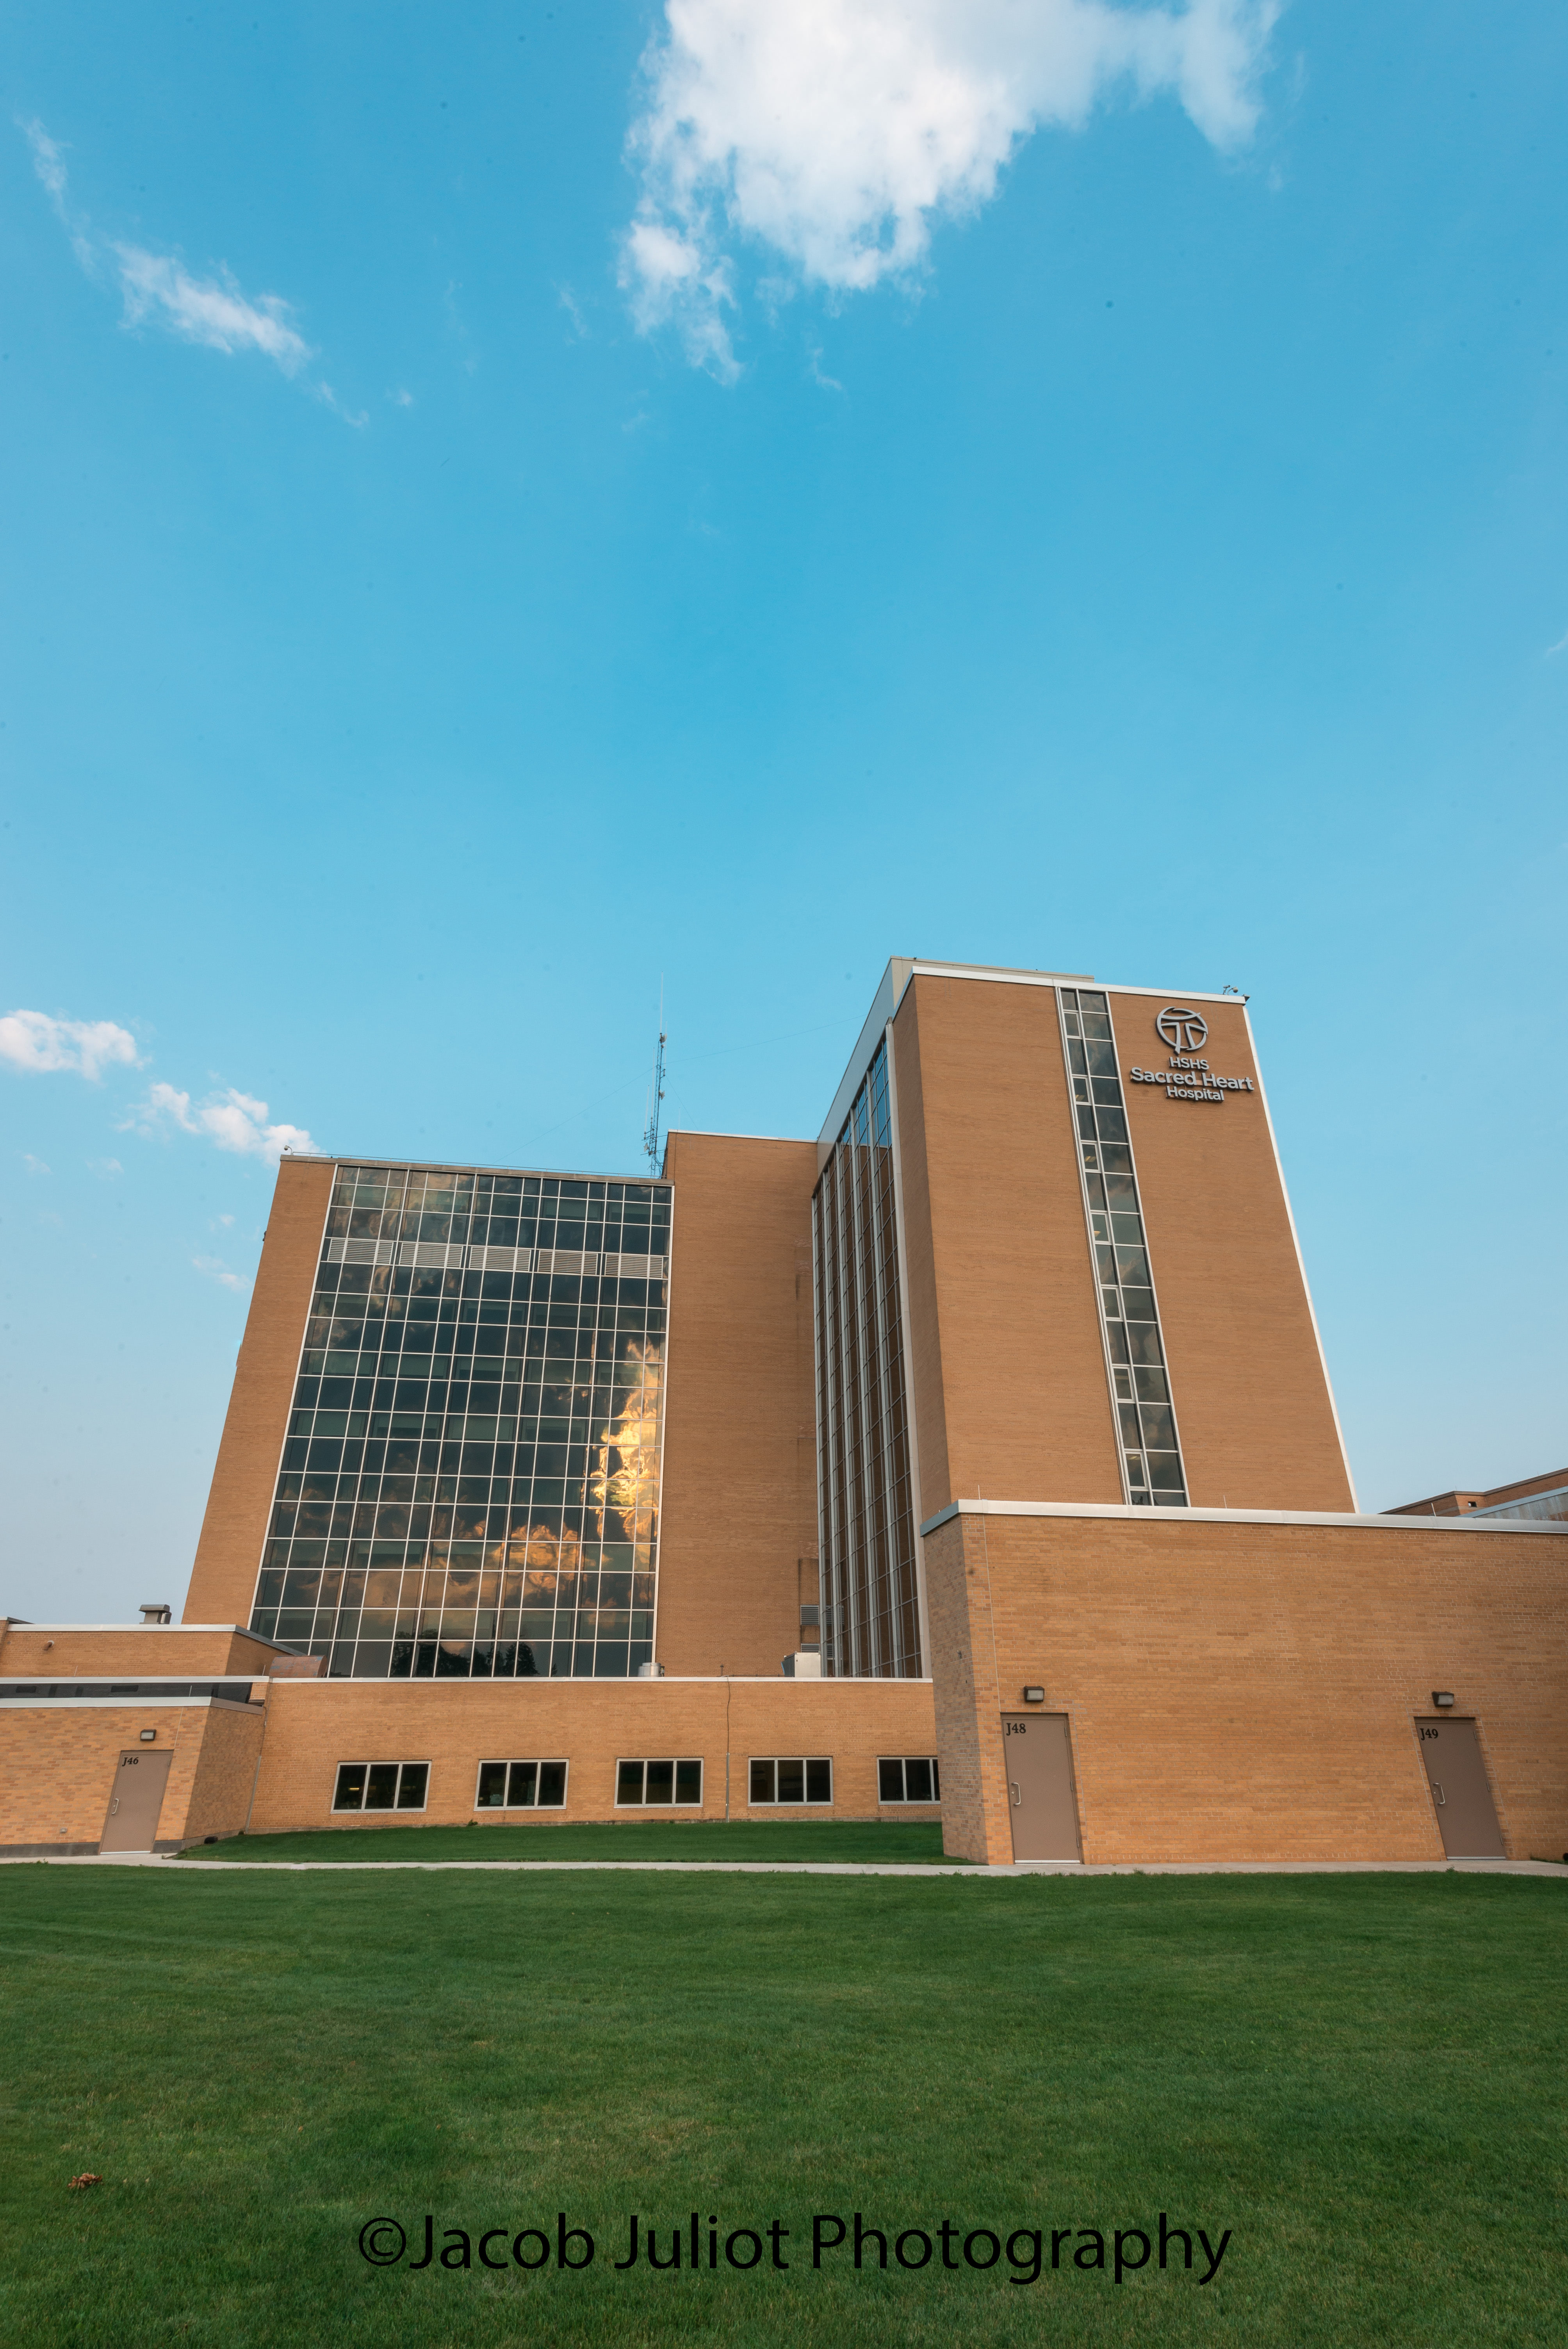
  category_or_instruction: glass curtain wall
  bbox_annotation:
[813,1041,922,1677]
[1057,989,1188,1506]
[246,1162,670,1677]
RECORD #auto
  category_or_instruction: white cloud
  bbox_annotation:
[0,1009,140,1080]
[23,1153,51,1175]
[112,244,312,372]
[193,1255,250,1294]
[127,1082,315,1165]
[623,0,1278,374]
[18,117,353,409]
[89,1157,123,1178]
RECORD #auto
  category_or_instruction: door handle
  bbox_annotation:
[1433,1782,1445,1805]
[1010,1781,1021,1806]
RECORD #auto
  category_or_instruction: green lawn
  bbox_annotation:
[4,1869,1565,2348]
[175,1817,959,1864]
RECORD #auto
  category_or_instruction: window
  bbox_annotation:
[333,1760,429,1812]
[1058,989,1188,1508]
[749,1757,833,1805]
[474,1759,568,1809]
[878,1756,941,1804]
[813,1039,922,1682]
[247,1159,671,1683]
[615,1757,702,1807]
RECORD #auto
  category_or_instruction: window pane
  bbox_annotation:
[674,1759,701,1805]
[749,1759,775,1805]
[333,1762,367,1811]
[805,1758,832,1804]
[878,1758,903,1803]
[396,1764,428,1809]
[617,1760,644,1805]
[365,1763,399,1809]
[645,1759,675,1804]
[905,1757,934,1803]
[930,1757,940,1800]
[776,1757,805,1804]
[476,1761,508,1809]
[537,1761,567,1807]
[507,1761,539,1807]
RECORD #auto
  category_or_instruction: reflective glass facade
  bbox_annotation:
[813,1041,923,1679]
[247,1160,670,1677]
[1058,988,1188,1506]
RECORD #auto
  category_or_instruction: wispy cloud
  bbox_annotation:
[22,1152,51,1175]
[1546,627,1568,657]
[125,1082,315,1165]
[112,242,312,371]
[192,1254,250,1294]
[0,1009,140,1080]
[18,116,359,415]
[623,0,1278,377]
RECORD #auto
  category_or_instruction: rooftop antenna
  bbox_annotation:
[643,984,666,1175]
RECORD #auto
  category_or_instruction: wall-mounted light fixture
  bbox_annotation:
[1432,1692,1456,1709]
[139,1728,157,1743]
[1022,1686,1045,1704]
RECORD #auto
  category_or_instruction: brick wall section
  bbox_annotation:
[181,1703,268,1842]
[926,1506,1568,1864]
[656,1134,820,1677]
[891,976,1121,1515]
[183,1155,334,1626]
[246,1677,938,1832]
[922,1518,1015,1864]
[0,1626,282,1677]
[1116,994,1354,1512]
[0,1702,263,1852]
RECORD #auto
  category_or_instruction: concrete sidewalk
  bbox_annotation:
[7,1851,1566,1878]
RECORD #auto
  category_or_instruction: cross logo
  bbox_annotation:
[1156,1005,1208,1052]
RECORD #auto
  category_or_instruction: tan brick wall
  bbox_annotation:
[888,975,1354,1518]
[0,1626,279,1677]
[925,1507,1568,1864]
[891,975,1125,1514]
[246,1677,937,1832]
[1115,993,1354,1512]
[183,1155,334,1627]
[0,1702,262,1851]
[921,1518,1016,1865]
[657,1134,820,1677]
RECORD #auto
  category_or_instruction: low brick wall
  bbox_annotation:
[924,1508,1568,1864]
[247,1677,940,1832]
[0,1702,264,1854]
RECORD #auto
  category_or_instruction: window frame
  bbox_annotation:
[332,1759,430,1813]
[613,1757,704,1808]
[472,1758,570,1811]
[877,1756,942,1805]
[747,1756,834,1807]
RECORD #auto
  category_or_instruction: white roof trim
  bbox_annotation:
[920,1498,1568,1537]
[0,1695,258,1712]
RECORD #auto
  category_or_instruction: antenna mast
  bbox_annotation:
[643,987,666,1175]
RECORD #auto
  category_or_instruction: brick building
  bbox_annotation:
[4,959,1564,1862]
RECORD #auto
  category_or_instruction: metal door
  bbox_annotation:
[1415,1719,1504,1858]
[100,1749,173,1852]
[1001,1713,1082,1861]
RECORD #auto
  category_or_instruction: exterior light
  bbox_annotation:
[1432,1692,1455,1708]
[1023,1686,1045,1704]
[139,1728,157,1742]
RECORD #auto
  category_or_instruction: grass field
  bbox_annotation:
[4,1866,1566,2348]
[173,1817,961,1864]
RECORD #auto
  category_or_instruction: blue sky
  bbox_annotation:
[2,0,1564,1622]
